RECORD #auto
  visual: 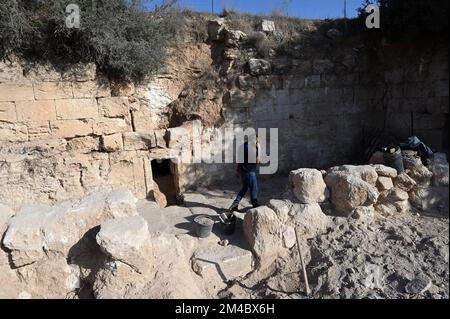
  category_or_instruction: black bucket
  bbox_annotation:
[219,213,237,236]
[194,215,214,238]
[383,147,405,174]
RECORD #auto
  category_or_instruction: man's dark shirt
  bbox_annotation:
[239,142,257,173]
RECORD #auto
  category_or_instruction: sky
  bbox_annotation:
[150,0,365,19]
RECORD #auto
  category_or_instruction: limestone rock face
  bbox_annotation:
[394,173,417,192]
[247,59,272,76]
[290,203,331,238]
[403,156,434,187]
[372,164,398,178]
[96,216,151,274]
[3,190,139,268]
[327,165,378,186]
[207,18,226,41]
[324,172,379,215]
[376,176,394,191]
[243,206,283,269]
[289,168,328,204]
[243,202,330,271]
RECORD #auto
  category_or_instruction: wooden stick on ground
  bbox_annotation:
[295,227,311,296]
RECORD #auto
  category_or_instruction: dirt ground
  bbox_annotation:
[138,176,449,299]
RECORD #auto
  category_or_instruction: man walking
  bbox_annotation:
[229,137,260,211]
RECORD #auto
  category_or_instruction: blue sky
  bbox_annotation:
[150,0,365,19]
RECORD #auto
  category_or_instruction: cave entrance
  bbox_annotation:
[151,159,179,207]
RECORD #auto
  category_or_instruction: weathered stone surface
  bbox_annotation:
[67,136,100,153]
[207,18,226,41]
[243,203,329,271]
[405,274,432,295]
[394,172,417,192]
[376,176,394,191]
[13,257,80,298]
[16,100,56,122]
[290,203,331,238]
[33,81,73,100]
[101,133,123,152]
[351,206,375,224]
[123,132,156,151]
[289,168,328,204]
[0,82,35,102]
[0,122,28,142]
[167,126,191,149]
[98,97,130,118]
[408,165,434,187]
[2,204,52,267]
[130,103,157,133]
[327,165,378,186]
[93,118,131,135]
[192,244,253,282]
[386,188,409,202]
[0,102,17,122]
[55,98,98,120]
[51,119,93,138]
[243,206,284,269]
[225,29,248,47]
[2,190,139,267]
[267,199,292,224]
[372,164,398,178]
[247,59,272,76]
[324,172,379,214]
[96,216,151,273]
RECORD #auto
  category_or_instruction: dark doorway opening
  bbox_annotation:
[151,159,178,207]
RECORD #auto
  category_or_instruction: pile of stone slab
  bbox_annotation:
[242,157,448,276]
[0,190,204,299]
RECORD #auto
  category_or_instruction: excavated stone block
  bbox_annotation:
[289,168,328,204]
[96,216,151,274]
[324,172,379,214]
[123,132,156,151]
[93,118,131,135]
[16,100,56,122]
[192,244,253,282]
[51,119,93,138]
[376,176,394,191]
[98,97,130,118]
[0,83,35,102]
[55,98,98,120]
[101,133,123,152]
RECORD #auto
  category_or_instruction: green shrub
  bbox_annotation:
[0,0,180,81]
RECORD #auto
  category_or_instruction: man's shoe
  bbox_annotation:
[229,202,239,212]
